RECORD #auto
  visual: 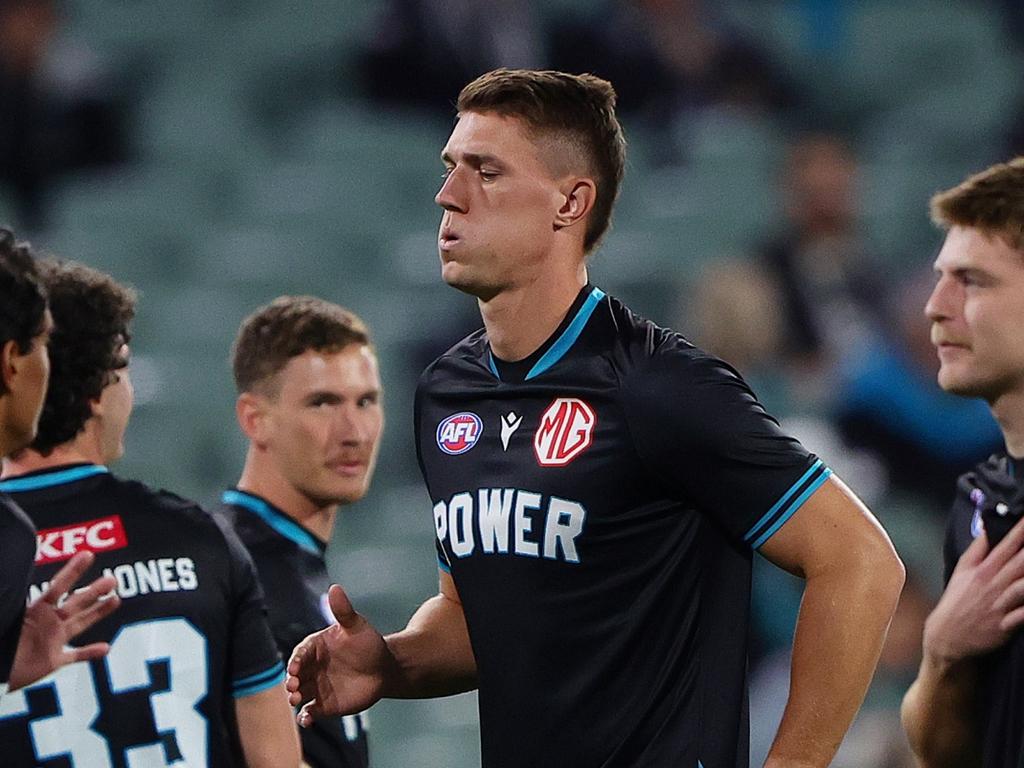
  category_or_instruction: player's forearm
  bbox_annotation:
[765,546,904,767]
[900,651,981,768]
[382,593,478,699]
[235,683,303,768]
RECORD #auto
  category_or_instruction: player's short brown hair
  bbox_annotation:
[930,157,1024,251]
[232,296,372,396]
[32,260,136,454]
[457,68,627,253]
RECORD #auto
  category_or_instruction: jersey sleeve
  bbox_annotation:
[416,369,453,577]
[0,500,36,692]
[622,341,830,548]
[215,517,285,698]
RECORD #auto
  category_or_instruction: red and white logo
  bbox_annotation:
[35,515,128,565]
[436,412,483,455]
[534,398,597,466]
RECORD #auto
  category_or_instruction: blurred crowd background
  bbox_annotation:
[2,0,1022,765]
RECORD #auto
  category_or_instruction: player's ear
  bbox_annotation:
[236,391,269,445]
[554,178,596,233]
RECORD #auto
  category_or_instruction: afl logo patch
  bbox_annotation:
[534,398,596,466]
[437,412,483,455]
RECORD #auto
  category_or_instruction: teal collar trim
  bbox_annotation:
[221,489,322,556]
[524,286,605,380]
[0,464,109,492]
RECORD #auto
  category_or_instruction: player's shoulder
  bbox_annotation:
[0,493,35,538]
[418,327,488,389]
[105,474,231,542]
[601,294,732,380]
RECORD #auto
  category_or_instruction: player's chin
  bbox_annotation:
[320,478,369,506]
[937,369,990,399]
[440,265,500,300]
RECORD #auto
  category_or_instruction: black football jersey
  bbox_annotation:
[216,489,370,768]
[415,285,829,768]
[0,464,284,767]
[944,453,1024,768]
[0,493,35,697]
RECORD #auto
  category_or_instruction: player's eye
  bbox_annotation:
[479,170,498,181]
[441,166,454,179]
[357,394,379,408]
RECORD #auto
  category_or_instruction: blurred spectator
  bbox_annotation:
[357,0,545,112]
[687,258,791,411]
[550,0,798,161]
[833,270,1003,509]
[0,0,129,230]
[758,133,884,379]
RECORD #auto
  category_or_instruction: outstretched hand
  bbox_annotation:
[286,584,396,728]
[925,515,1024,663]
[8,550,120,691]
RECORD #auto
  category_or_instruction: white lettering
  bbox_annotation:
[62,527,88,555]
[157,558,179,591]
[176,558,198,590]
[433,490,587,564]
[113,563,139,598]
[477,489,512,554]
[85,520,116,548]
[433,500,448,542]
[449,492,474,557]
[513,492,541,557]
[136,560,161,594]
[544,498,585,563]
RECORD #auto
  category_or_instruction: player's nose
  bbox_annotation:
[924,276,952,322]
[435,168,468,213]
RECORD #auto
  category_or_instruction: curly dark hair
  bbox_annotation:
[32,260,136,454]
[0,228,47,395]
[233,296,371,396]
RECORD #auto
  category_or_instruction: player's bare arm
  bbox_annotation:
[235,681,302,768]
[287,571,476,725]
[901,517,1024,767]
[758,475,905,768]
[8,550,120,692]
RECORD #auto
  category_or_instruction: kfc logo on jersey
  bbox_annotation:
[534,398,596,466]
[437,412,483,455]
[35,514,128,564]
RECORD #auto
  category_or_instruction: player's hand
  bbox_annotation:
[924,515,1024,664]
[286,584,396,727]
[8,550,120,691]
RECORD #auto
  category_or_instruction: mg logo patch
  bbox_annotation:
[35,514,128,565]
[534,398,596,466]
[437,412,483,455]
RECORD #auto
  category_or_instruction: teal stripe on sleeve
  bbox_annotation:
[743,459,824,544]
[751,468,833,550]
[232,661,286,698]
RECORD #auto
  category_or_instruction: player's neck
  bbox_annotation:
[991,387,1024,459]
[236,458,336,544]
[2,441,103,478]
[481,264,588,361]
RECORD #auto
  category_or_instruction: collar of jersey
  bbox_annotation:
[488,285,605,382]
[0,463,109,492]
[222,489,324,556]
